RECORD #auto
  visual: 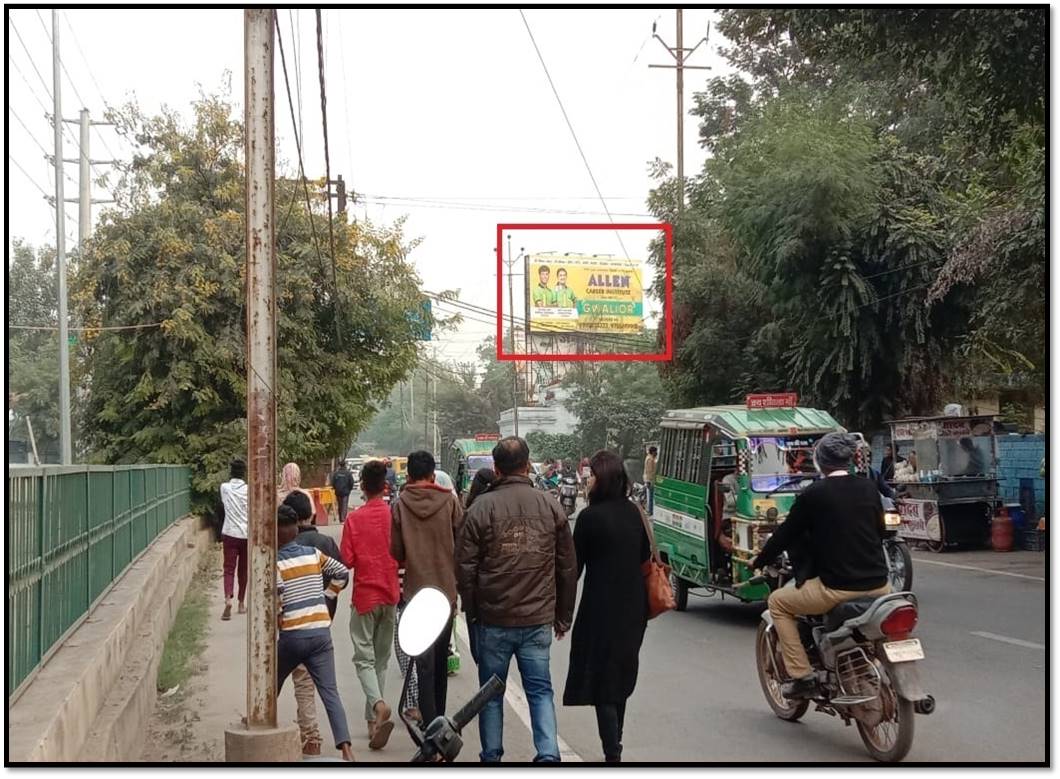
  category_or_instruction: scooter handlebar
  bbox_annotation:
[451,674,506,733]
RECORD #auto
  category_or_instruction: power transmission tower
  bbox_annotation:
[61,109,117,244]
[650,11,710,213]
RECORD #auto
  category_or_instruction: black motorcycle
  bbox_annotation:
[881,497,913,593]
[558,474,578,518]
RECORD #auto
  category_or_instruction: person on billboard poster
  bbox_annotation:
[553,268,577,308]
[532,265,555,307]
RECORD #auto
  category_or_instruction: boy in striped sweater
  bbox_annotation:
[276,504,354,761]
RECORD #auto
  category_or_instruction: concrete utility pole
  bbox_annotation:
[62,109,116,244]
[51,9,72,465]
[650,10,710,213]
[505,234,520,437]
[225,8,299,762]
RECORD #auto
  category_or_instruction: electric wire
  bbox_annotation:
[275,16,330,307]
[518,10,633,262]
[60,12,122,161]
[9,156,54,200]
[316,8,342,345]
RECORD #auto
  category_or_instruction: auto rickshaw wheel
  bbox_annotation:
[669,568,689,611]
[755,622,809,722]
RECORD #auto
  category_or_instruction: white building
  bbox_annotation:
[498,386,579,438]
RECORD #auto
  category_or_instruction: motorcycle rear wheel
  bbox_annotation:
[755,622,809,722]
[856,685,914,763]
[885,540,914,593]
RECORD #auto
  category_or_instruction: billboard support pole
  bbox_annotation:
[506,234,519,437]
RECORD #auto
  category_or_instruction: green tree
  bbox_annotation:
[525,431,580,465]
[8,241,62,461]
[563,362,668,459]
[72,89,428,506]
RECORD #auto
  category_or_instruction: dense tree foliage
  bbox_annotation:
[650,8,1045,430]
[8,241,63,461]
[71,90,429,505]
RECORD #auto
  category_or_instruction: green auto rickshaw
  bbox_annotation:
[653,397,855,609]
[442,435,497,496]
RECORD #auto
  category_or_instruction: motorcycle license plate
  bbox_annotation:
[561,487,577,496]
[883,638,924,662]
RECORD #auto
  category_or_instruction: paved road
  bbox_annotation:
[326,494,1045,763]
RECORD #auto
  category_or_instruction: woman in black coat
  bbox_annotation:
[562,450,649,763]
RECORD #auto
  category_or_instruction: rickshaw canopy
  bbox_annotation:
[661,405,844,438]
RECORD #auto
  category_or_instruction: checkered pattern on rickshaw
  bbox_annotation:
[737,449,751,475]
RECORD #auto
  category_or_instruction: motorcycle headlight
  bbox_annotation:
[884,512,902,528]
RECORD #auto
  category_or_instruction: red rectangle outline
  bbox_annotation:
[495,223,673,362]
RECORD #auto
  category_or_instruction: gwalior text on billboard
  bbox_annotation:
[527,253,643,335]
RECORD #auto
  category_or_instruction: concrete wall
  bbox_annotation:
[996,435,1046,518]
[7,514,213,763]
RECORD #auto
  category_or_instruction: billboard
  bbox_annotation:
[527,254,643,334]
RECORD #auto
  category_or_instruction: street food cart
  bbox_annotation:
[887,415,998,552]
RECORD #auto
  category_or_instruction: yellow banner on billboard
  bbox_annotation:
[527,254,643,334]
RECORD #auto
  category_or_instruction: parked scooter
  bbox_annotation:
[752,556,933,763]
[397,587,505,762]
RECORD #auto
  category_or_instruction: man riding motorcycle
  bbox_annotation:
[750,432,891,700]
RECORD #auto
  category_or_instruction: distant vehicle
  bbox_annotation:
[442,436,497,495]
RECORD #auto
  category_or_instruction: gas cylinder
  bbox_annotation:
[991,504,1014,552]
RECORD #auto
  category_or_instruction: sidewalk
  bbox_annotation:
[145,523,545,763]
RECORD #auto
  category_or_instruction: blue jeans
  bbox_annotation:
[474,623,560,762]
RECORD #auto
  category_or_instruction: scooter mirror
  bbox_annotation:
[398,586,451,657]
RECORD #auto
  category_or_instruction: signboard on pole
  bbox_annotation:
[527,253,643,334]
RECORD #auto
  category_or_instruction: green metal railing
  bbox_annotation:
[7,464,192,700]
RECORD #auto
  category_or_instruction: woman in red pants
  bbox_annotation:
[219,459,249,620]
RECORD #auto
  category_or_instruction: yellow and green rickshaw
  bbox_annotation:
[653,396,857,608]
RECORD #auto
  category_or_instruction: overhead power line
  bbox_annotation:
[274,16,329,290]
[361,195,653,219]
[316,8,342,345]
[61,12,121,161]
[518,10,632,262]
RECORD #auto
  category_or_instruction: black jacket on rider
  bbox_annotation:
[754,474,888,592]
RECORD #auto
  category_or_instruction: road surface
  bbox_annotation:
[305,494,1044,763]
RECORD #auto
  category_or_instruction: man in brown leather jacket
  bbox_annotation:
[456,436,577,762]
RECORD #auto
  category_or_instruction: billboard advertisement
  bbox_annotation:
[527,253,643,334]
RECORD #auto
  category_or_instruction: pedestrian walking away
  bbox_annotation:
[218,458,248,621]
[276,504,355,761]
[390,450,464,727]
[331,460,355,523]
[457,436,577,763]
[563,450,650,763]
[282,490,343,755]
[278,461,314,505]
[340,459,401,750]
[643,446,658,515]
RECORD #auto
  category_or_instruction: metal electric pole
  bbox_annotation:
[244,5,279,731]
[50,9,72,465]
[505,234,519,438]
[223,9,297,762]
[650,11,710,213]
[62,109,116,245]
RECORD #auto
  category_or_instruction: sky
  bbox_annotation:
[6,7,727,366]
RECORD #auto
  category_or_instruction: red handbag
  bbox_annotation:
[636,503,675,619]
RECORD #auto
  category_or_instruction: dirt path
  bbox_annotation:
[140,547,224,762]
